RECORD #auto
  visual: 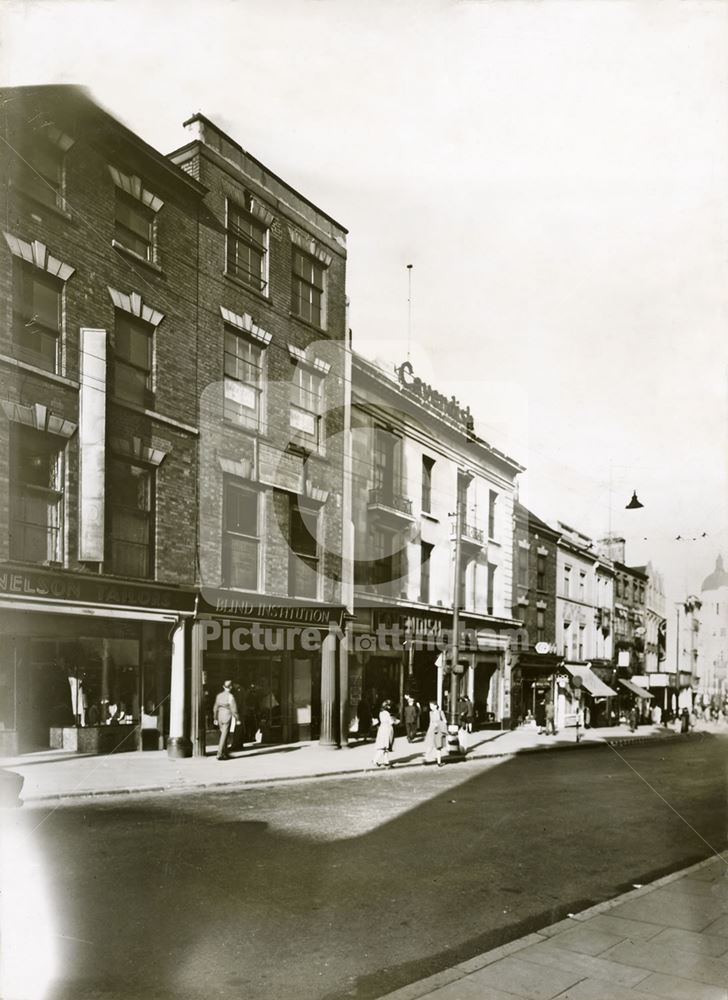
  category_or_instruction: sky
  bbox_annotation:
[2,0,727,604]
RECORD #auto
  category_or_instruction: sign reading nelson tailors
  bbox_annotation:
[396,361,473,428]
[0,566,195,611]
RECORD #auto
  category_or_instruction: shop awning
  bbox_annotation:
[563,663,617,698]
[618,678,653,699]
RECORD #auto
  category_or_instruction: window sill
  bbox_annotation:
[109,395,199,435]
[0,352,79,388]
[222,418,268,439]
[223,270,271,301]
[421,512,439,523]
[111,240,164,274]
[289,311,327,335]
[488,536,501,547]
[10,181,73,221]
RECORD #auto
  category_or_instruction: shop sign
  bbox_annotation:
[257,442,304,494]
[647,673,668,687]
[201,591,345,628]
[371,609,445,641]
[0,566,194,612]
[535,641,557,654]
[395,361,473,428]
[78,328,106,561]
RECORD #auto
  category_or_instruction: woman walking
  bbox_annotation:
[373,699,397,768]
[424,701,448,767]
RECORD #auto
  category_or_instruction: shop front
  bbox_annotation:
[194,591,346,748]
[557,662,617,729]
[348,607,448,726]
[0,565,195,757]
[510,651,561,729]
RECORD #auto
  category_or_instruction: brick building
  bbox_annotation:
[0,87,349,756]
[168,115,349,751]
[0,85,204,755]
[509,502,560,728]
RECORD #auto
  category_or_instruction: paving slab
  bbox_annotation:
[570,914,664,943]
[649,926,728,958]
[600,940,728,989]
[608,891,725,933]
[548,979,661,1000]
[464,955,583,1000]
[513,939,652,988]
[636,971,728,1000]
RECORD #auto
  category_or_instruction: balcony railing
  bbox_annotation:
[368,488,413,516]
[461,522,484,544]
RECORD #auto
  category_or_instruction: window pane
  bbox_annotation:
[116,318,152,369]
[290,554,318,599]
[227,536,258,590]
[109,462,152,577]
[291,506,317,558]
[31,274,61,331]
[225,486,257,534]
[116,194,152,241]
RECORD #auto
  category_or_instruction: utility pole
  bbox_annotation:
[450,487,463,730]
[448,472,472,752]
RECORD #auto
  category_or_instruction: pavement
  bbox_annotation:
[377,851,728,1000]
[0,718,721,804]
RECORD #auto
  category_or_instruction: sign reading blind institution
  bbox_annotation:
[199,588,347,628]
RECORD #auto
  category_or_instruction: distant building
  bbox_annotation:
[555,524,618,727]
[643,561,667,676]
[698,555,728,700]
[509,502,560,728]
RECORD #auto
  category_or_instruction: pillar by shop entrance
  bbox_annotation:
[319,625,339,748]
[167,620,192,759]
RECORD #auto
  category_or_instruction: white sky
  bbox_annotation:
[2,0,727,603]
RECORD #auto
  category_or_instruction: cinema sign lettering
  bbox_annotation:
[396,361,473,428]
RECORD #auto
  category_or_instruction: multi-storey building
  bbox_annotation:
[509,502,560,728]
[0,86,349,757]
[168,115,349,751]
[643,561,667,676]
[673,594,701,711]
[349,354,523,728]
[0,85,205,756]
[554,523,617,726]
[595,537,654,717]
[697,556,728,704]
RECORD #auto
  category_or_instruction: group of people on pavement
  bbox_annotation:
[369,694,475,770]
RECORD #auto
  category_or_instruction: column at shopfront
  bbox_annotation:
[319,624,339,748]
[167,620,192,758]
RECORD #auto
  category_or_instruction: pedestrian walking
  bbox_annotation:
[628,705,638,732]
[212,679,239,760]
[403,696,419,742]
[357,695,373,742]
[545,699,556,735]
[423,701,448,767]
[680,707,691,733]
[373,700,397,768]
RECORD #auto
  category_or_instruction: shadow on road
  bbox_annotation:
[8,737,727,1000]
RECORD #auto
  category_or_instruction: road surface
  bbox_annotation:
[3,734,725,1000]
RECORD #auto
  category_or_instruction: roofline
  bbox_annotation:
[177,113,348,234]
[352,351,525,475]
[4,84,209,199]
[514,502,561,539]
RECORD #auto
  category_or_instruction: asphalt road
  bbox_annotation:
[4,734,726,1000]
